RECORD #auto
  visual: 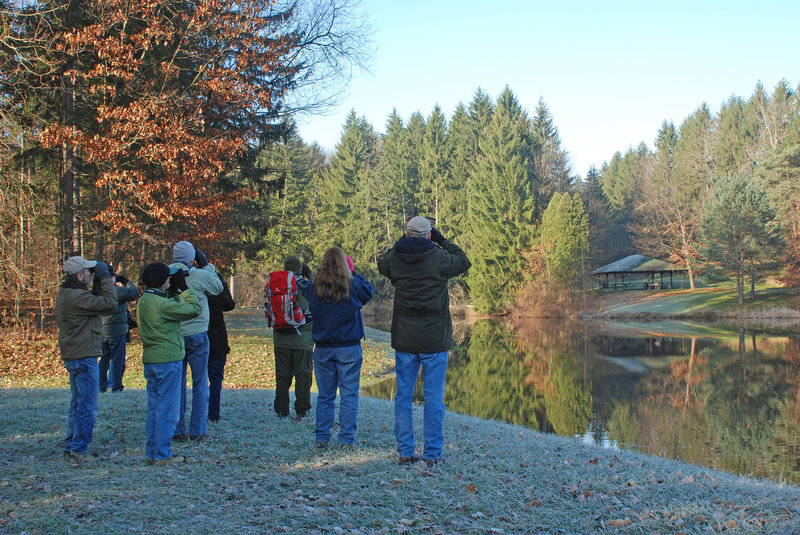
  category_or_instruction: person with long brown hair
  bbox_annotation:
[304,246,373,450]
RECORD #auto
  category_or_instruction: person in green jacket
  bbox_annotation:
[137,262,202,465]
[56,256,118,463]
[377,216,471,465]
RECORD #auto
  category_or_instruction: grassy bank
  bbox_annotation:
[2,388,800,534]
[586,285,800,321]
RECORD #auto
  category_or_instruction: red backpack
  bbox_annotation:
[264,270,307,334]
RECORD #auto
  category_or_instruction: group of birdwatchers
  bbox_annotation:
[55,216,471,466]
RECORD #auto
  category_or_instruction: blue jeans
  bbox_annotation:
[207,354,227,421]
[144,361,182,461]
[314,345,362,445]
[99,336,127,391]
[175,332,210,437]
[64,357,99,454]
[394,351,449,460]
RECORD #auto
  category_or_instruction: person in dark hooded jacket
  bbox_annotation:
[377,216,471,465]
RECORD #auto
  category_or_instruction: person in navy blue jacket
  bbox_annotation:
[304,246,373,450]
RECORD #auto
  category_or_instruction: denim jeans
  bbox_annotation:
[207,354,226,421]
[99,335,127,391]
[175,332,210,437]
[144,361,182,461]
[314,345,362,444]
[64,357,99,454]
[394,351,449,460]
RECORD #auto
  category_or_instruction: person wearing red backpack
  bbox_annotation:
[271,255,314,419]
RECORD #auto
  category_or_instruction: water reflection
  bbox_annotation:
[362,319,800,484]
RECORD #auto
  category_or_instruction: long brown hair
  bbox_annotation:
[313,246,352,302]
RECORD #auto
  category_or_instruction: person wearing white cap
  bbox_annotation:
[55,255,118,464]
[377,216,471,466]
[169,241,223,441]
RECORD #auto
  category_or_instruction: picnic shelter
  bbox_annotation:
[592,254,688,290]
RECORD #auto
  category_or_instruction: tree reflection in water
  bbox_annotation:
[362,319,800,484]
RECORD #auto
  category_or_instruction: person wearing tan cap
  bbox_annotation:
[55,256,118,464]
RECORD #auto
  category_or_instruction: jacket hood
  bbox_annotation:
[393,236,436,261]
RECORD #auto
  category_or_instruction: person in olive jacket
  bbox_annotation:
[56,256,118,463]
[377,216,471,465]
[137,262,202,465]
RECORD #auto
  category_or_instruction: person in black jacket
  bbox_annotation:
[203,253,235,422]
[377,216,471,465]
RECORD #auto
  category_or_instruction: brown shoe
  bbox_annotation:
[188,435,206,443]
[154,455,185,465]
[316,441,329,450]
[398,455,421,464]
[340,443,355,452]
[425,456,446,467]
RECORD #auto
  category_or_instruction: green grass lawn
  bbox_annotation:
[594,285,800,318]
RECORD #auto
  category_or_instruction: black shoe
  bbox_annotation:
[173,434,189,442]
[276,413,289,419]
[316,442,329,450]
[398,455,421,464]
[295,411,308,420]
[111,386,124,392]
[188,435,206,443]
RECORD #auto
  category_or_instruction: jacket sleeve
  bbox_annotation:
[77,277,118,314]
[208,278,235,312]
[350,274,374,306]
[377,249,393,279]
[201,265,224,296]
[439,239,471,278]
[159,288,203,321]
[117,282,140,303]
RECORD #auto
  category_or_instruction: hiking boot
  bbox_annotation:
[64,451,98,465]
[295,411,308,420]
[188,435,206,443]
[340,443,355,452]
[276,413,290,419]
[153,455,185,466]
[398,455,421,465]
[173,434,189,442]
[425,456,446,467]
[315,441,329,450]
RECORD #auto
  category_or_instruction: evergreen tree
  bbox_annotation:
[539,192,589,285]
[579,165,615,266]
[531,98,574,214]
[381,110,414,239]
[444,103,473,240]
[317,110,376,256]
[467,87,536,313]
[715,95,759,178]
[700,174,783,303]
[405,111,426,214]
[419,105,451,226]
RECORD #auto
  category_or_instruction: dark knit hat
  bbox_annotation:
[173,240,195,265]
[284,255,303,273]
[141,262,171,288]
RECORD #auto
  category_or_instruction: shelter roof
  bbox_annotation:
[591,254,687,275]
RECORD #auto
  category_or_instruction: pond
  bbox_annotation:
[362,318,800,485]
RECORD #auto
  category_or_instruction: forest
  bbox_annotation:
[2,0,799,318]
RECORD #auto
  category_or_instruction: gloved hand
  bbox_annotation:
[93,261,112,280]
[169,270,189,292]
[115,274,129,285]
[195,250,208,268]
[301,263,312,279]
[429,227,445,245]
[345,256,355,273]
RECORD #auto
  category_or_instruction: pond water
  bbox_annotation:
[362,318,800,484]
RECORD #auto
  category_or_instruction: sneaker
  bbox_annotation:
[153,455,185,466]
[188,435,206,443]
[315,441,329,450]
[398,455,421,464]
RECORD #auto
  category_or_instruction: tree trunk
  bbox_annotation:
[737,270,744,304]
[750,274,755,300]
[61,74,80,257]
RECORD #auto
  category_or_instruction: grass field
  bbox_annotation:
[590,285,800,320]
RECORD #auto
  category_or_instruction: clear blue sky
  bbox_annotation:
[296,0,800,178]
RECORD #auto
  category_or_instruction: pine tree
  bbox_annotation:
[467,87,536,313]
[531,98,574,214]
[419,105,451,226]
[579,165,615,266]
[539,192,589,285]
[381,110,414,239]
[700,174,783,303]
